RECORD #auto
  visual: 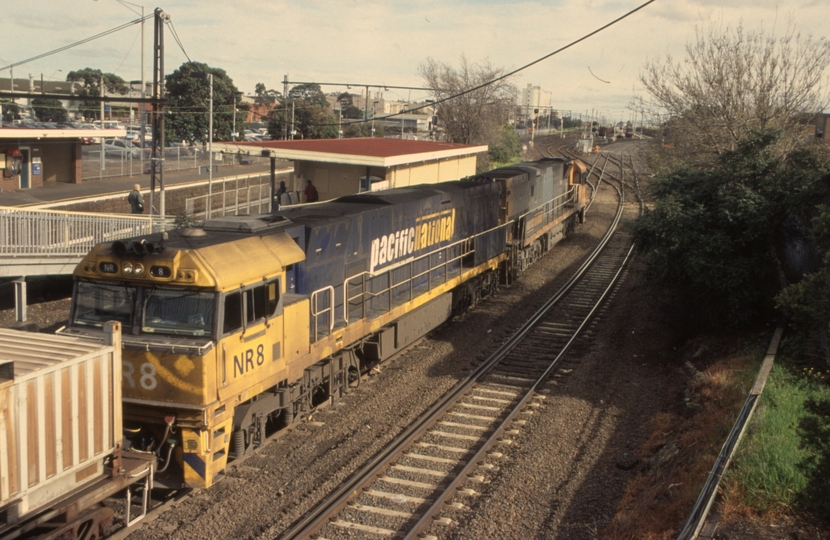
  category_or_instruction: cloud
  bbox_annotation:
[4,0,828,112]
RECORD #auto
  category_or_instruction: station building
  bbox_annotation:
[0,127,125,191]
[213,138,487,202]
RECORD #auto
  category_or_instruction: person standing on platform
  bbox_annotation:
[275,180,287,208]
[128,184,144,214]
[304,179,319,202]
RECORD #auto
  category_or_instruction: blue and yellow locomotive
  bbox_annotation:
[59,157,587,489]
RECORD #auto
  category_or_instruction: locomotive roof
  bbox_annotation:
[89,180,496,264]
[274,180,489,224]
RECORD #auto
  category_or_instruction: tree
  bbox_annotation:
[637,22,830,168]
[776,204,830,365]
[268,83,338,140]
[632,130,830,328]
[419,55,517,169]
[287,83,328,109]
[341,105,363,120]
[337,92,354,109]
[267,101,339,140]
[32,98,68,122]
[335,92,363,119]
[254,82,280,101]
[66,68,128,120]
[165,62,244,144]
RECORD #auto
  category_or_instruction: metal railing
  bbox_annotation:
[309,223,509,342]
[0,206,175,257]
[517,186,578,246]
[185,174,280,219]
[80,146,271,181]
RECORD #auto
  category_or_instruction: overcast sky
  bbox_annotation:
[2,0,828,123]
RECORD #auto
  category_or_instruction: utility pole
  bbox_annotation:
[290,100,295,140]
[231,91,239,140]
[100,76,105,172]
[151,8,168,218]
[208,72,213,219]
[139,4,146,172]
[283,74,289,140]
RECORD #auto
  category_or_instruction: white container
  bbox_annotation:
[0,322,122,521]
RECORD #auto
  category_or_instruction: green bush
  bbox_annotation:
[632,130,830,328]
[488,124,522,166]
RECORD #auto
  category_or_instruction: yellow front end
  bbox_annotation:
[73,230,306,489]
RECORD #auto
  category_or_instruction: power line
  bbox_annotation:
[166,20,191,63]
[0,14,153,72]
[324,0,658,128]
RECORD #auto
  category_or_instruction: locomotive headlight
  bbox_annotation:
[123,262,133,275]
[134,263,145,276]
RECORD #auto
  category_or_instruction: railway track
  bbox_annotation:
[280,156,638,540]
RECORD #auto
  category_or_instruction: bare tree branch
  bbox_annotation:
[419,55,517,151]
[636,21,830,167]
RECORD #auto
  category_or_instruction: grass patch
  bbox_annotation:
[722,360,830,523]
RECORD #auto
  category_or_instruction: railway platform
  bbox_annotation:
[0,161,274,208]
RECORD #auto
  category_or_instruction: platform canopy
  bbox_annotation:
[213,138,487,167]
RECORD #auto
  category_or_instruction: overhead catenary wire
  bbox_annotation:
[166,20,191,64]
[0,14,153,72]
[326,0,657,128]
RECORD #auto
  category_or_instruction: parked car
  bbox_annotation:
[103,138,141,159]
[167,141,201,156]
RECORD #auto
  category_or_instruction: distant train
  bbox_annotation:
[58,157,588,490]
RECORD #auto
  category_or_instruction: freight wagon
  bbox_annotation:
[0,324,154,540]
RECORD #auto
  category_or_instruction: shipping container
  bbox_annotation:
[0,322,152,538]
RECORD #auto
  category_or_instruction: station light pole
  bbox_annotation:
[231,91,242,140]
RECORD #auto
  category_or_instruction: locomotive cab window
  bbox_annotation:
[73,282,137,329]
[142,289,215,337]
[221,278,280,336]
[223,291,243,335]
[244,278,281,326]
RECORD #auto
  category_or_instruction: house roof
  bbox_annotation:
[212,138,487,168]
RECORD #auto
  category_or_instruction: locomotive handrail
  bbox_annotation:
[513,187,577,246]
[310,285,336,340]
[339,222,512,328]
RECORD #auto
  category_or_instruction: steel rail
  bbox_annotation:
[676,325,785,540]
[280,156,631,540]
[403,184,633,540]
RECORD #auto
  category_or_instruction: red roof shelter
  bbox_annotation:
[214,138,487,201]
